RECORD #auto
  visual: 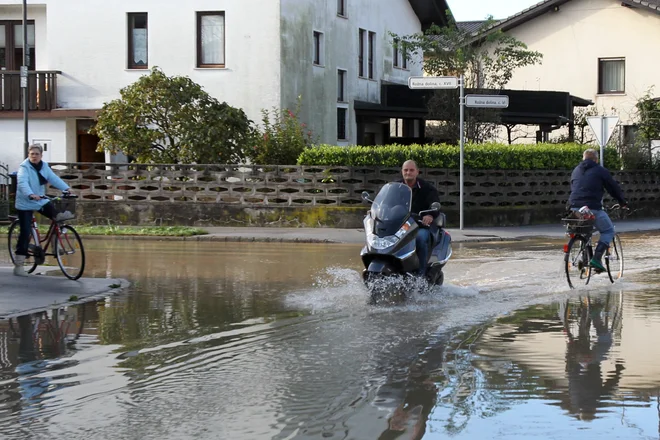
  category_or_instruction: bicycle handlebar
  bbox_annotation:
[43,192,78,200]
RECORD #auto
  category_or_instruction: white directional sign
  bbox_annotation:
[407,76,458,89]
[465,94,509,108]
[586,115,619,167]
[587,116,619,147]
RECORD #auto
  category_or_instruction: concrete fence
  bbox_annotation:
[6,163,659,227]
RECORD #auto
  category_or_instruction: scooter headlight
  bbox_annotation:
[367,220,413,250]
[368,234,399,249]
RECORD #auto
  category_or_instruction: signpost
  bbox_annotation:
[408,77,509,230]
[586,116,619,167]
[22,0,29,158]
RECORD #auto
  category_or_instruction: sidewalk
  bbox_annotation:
[194,218,660,244]
[0,269,129,319]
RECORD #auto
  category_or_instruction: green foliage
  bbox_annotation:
[636,89,660,146]
[93,67,255,164]
[247,97,316,165]
[297,143,621,170]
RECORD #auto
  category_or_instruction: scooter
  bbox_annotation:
[360,182,452,298]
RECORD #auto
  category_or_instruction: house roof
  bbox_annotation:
[356,84,594,127]
[408,0,452,29]
[468,0,660,38]
[457,20,490,34]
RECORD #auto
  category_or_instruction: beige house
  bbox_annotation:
[472,0,660,142]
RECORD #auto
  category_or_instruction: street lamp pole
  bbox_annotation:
[21,0,29,158]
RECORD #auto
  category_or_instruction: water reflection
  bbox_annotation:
[0,304,95,432]
[1,237,660,439]
[558,293,625,421]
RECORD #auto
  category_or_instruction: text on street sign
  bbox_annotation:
[407,76,458,89]
[465,95,509,108]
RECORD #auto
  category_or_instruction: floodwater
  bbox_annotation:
[1,233,660,439]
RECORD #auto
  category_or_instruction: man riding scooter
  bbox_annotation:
[399,160,441,277]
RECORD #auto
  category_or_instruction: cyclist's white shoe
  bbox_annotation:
[13,255,28,277]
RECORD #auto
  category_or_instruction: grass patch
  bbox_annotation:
[0,225,208,237]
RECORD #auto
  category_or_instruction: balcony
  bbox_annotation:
[0,70,61,111]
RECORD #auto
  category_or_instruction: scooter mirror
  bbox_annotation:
[431,202,441,211]
[361,191,373,203]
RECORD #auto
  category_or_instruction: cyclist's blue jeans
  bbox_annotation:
[15,202,55,256]
[416,226,437,275]
[593,209,615,245]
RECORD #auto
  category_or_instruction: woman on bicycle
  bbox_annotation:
[568,149,627,272]
[13,144,71,277]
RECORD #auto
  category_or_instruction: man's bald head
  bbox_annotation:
[402,160,419,186]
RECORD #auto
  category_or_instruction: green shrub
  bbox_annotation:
[247,97,316,165]
[297,142,621,170]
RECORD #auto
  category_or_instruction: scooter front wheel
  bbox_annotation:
[426,266,444,286]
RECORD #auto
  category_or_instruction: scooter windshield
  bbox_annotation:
[371,183,412,232]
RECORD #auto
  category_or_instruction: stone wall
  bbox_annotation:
[44,163,660,227]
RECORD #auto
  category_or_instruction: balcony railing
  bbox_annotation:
[0,70,61,111]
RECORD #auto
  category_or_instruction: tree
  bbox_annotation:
[635,89,660,162]
[393,15,543,144]
[93,67,255,164]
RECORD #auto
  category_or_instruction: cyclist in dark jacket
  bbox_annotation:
[568,149,627,272]
[400,160,441,276]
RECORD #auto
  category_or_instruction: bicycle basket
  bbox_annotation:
[51,197,76,222]
[561,217,594,234]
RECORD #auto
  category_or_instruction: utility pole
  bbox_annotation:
[21,0,29,158]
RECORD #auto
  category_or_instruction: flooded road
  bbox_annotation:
[1,233,660,439]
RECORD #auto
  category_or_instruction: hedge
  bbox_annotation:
[297,143,621,170]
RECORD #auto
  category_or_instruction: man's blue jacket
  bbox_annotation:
[568,159,626,210]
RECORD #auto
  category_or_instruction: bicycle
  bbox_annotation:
[7,193,85,280]
[562,205,625,289]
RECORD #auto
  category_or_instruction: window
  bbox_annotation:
[598,58,625,94]
[623,125,638,145]
[337,69,346,102]
[127,13,148,69]
[390,118,403,137]
[0,21,36,70]
[337,0,347,17]
[358,28,365,77]
[393,39,399,68]
[197,12,225,68]
[358,29,375,79]
[368,31,375,79]
[313,31,324,66]
[337,107,347,140]
[393,38,407,70]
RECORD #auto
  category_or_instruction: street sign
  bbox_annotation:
[586,115,619,167]
[20,65,27,88]
[587,116,619,147]
[407,76,458,89]
[465,94,509,108]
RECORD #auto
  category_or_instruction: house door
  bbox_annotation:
[77,120,103,163]
[78,134,103,162]
[32,139,51,162]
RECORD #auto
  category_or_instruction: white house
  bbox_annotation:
[0,0,451,169]
[472,0,660,142]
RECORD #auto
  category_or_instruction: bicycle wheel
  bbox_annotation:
[605,233,624,283]
[7,219,39,274]
[565,235,592,289]
[55,224,85,280]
